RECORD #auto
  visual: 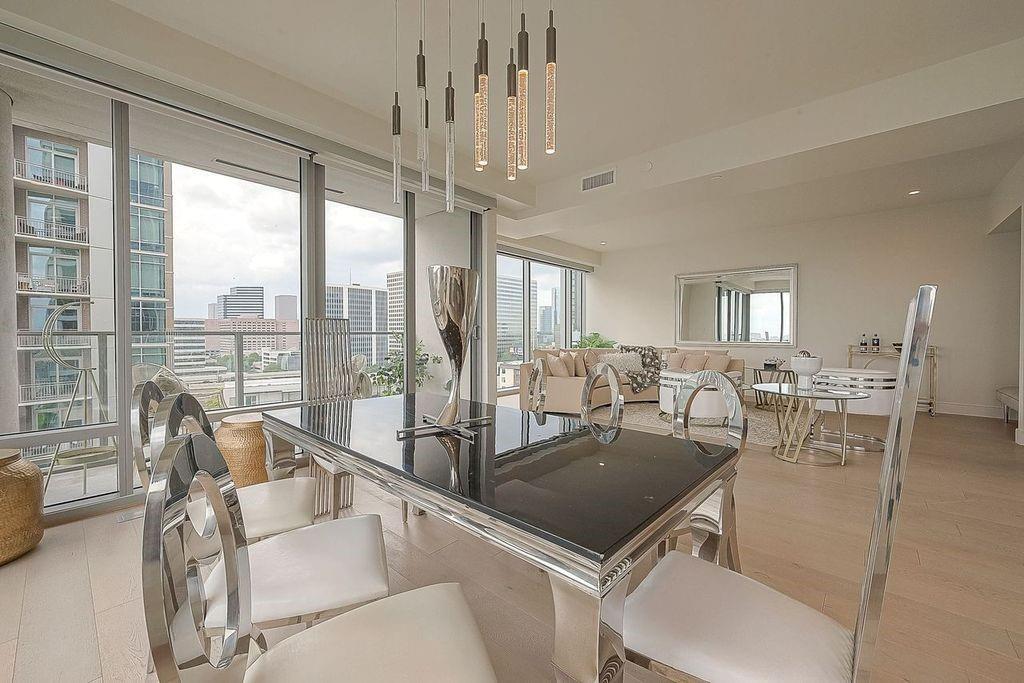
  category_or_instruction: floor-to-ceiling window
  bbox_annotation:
[495,251,587,392]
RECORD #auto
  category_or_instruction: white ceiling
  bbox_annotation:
[109,0,1024,186]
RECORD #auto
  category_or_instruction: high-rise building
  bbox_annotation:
[274,294,297,321]
[12,125,173,431]
[325,283,388,364]
[204,317,299,354]
[214,286,264,318]
[539,306,553,335]
[386,271,404,354]
[496,274,537,361]
[172,318,207,377]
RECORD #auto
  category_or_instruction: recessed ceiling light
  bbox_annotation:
[600,241,607,245]
[907,189,921,195]
[710,174,724,181]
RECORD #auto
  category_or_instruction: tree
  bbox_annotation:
[367,335,442,397]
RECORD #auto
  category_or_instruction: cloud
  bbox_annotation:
[171,164,403,318]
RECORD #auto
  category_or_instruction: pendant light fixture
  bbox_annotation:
[392,0,402,204]
[416,0,429,191]
[444,0,456,212]
[516,1,529,171]
[474,0,489,171]
[506,1,517,181]
[545,1,556,155]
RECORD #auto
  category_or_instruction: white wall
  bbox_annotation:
[586,198,1020,418]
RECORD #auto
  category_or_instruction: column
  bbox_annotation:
[0,89,17,433]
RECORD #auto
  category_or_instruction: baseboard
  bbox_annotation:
[934,401,1004,419]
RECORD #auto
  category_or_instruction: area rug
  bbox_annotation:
[590,402,779,447]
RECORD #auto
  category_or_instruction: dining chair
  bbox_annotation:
[665,369,747,571]
[623,285,936,682]
[302,318,373,519]
[132,381,316,542]
[138,389,391,633]
[143,430,497,682]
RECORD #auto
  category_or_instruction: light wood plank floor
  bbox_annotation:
[0,412,1021,682]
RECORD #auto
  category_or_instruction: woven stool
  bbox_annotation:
[0,448,44,565]
[214,413,270,488]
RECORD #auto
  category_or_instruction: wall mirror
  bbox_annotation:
[675,264,797,346]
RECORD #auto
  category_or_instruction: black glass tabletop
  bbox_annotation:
[262,393,737,563]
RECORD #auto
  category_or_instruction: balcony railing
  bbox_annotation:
[15,216,88,244]
[17,273,90,295]
[15,159,88,192]
[17,331,92,349]
[20,380,78,403]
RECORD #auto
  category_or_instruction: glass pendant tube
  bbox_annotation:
[516,10,529,171]
[417,0,429,191]
[445,72,456,212]
[506,48,517,181]
[475,8,489,169]
[545,8,556,155]
[392,0,402,204]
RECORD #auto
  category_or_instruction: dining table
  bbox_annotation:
[261,392,740,683]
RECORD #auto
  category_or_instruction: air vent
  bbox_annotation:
[581,169,615,192]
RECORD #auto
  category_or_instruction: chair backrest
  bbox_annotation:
[579,362,624,444]
[851,285,936,680]
[148,393,216,485]
[304,318,359,401]
[142,431,252,682]
[671,370,747,455]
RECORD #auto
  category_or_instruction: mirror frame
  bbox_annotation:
[674,263,798,348]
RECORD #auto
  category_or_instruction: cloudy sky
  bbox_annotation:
[172,164,403,319]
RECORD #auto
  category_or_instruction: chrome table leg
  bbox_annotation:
[262,427,297,480]
[549,573,629,683]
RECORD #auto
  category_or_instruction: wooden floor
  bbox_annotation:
[0,412,1022,682]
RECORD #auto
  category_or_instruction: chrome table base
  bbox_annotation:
[395,414,493,444]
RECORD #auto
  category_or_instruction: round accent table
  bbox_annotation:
[214,413,271,487]
[752,383,869,466]
[0,448,44,565]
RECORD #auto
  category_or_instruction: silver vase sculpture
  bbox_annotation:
[427,265,480,426]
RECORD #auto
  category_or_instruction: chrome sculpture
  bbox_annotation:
[142,431,252,682]
[427,264,479,425]
[579,361,624,444]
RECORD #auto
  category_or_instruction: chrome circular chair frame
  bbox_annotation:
[130,380,166,489]
[671,370,748,456]
[142,431,253,682]
[150,392,216,480]
[579,362,624,445]
[664,370,747,570]
[525,357,547,413]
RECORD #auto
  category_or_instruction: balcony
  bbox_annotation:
[17,273,90,296]
[14,159,88,192]
[15,216,89,245]
[19,380,78,403]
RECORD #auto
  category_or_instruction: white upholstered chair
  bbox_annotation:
[143,431,497,682]
[624,285,936,681]
[132,381,316,541]
[136,389,391,631]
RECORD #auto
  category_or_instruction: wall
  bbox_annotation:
[586,198,1020,418]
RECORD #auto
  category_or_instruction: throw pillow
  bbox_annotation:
[705,349,730,356]
[572,351,587,376]
[704,353,731,372]
[584,348,600,371]
[547,356,570,377]
[681,354,708,372]
[602,351,643,373]
[666,352,685,370]
[559,351,577,377]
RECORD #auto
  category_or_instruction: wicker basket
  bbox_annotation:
[214,413,270,488]
[0,448,44,566]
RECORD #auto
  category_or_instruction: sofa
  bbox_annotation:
[518,347,744,415]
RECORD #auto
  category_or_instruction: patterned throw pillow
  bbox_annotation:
[601,352,643,373]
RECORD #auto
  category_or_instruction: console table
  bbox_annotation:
[847,345,937,415]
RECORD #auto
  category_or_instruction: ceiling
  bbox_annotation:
[109,0,1024,187]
